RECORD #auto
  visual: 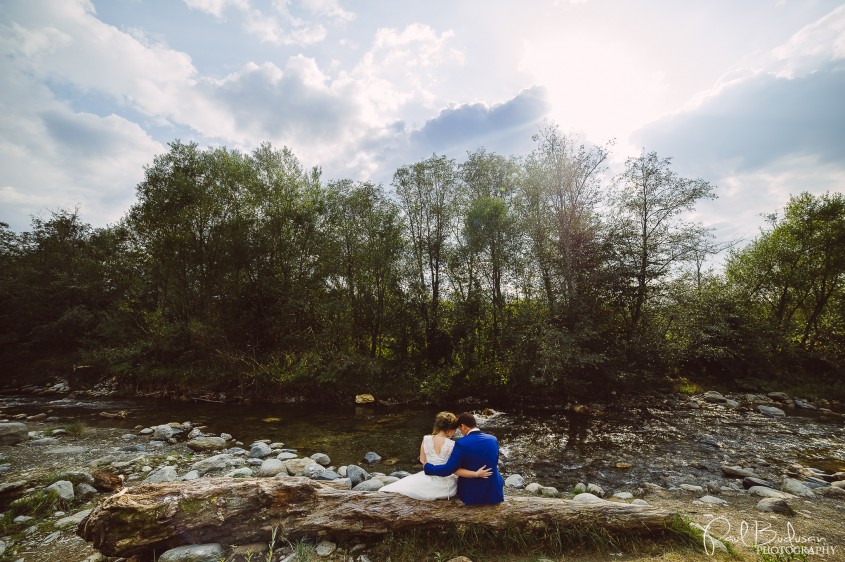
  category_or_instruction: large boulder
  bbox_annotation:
[191,454,242,475]
[158,543,225,562]
[152,424,174,440]
[757,405,786,418]
[346,464,370,488]
[0,423,28,445]
[187,437,228,452]
[257,459,286,477]
[249,443,272,459]
[781,478,814,498]
[504,474,525,489]
[46,480,75,501]
[144,466,179,484]
[284,458,320,476]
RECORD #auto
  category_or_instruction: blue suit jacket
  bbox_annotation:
[423,430,505,505]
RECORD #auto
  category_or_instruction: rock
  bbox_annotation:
[354,479,386,491]
[794,399,817,410]
[756,498,794,515]
[586,483,605,497]
[363,451,382,464]
[145,466,178,484]
[832,480,845,489]
[249,442,273,458]
[572,482,587,493]
[75,482,98,499]
[355,394,375,404]
[703,391,727,403]
[539,486,559,497]
[180,470,200,481]
[277,452,297,461]
[120,444,146,452]
[187,437,228,452]
[0,422,28,445]
[767,392,790,401]
[227,468,253,478]
[315,541,337,557]
[311,453,331,466]
[613,492,633,500]
[220,433,233,441]
[258,459,286,477]
[743,476,776,489]
[721,465,758,478]
[781,478,814,498]
[757,405,786,417]
[91,470,123,491]
[284,458,321,476]
[46,480,75,501]
[152,424,174,440]
[346,464,370,488]
[191,454,242,475]
[390,471,411,479]
[187,428,203,439]
[748,486,795,499]
[697,495,728,505]
[27,413,48,421]
[30,437,60,446]
[525,483,541,493]
[315,470,341,481]
[679,484,704,494]
[814,486,845,498]
[158,543,225,562]
[632,499,650,506]
[724,399,740,409]
[55,508,93,528]
[14,515,34,524]
[504,474,525,488]
[303,464,327,479]
[139,428,154,435]
[803,476,830,488]
[572,493,603,503]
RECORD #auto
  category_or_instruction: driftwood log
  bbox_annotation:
[78,477,678,558]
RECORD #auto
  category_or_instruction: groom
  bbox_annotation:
[423,412,505,505]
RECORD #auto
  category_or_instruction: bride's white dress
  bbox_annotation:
[379,435,458,500]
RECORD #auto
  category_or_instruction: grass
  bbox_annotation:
[674,378,705,396]
[59,420,90,437]
[367,516,715,562]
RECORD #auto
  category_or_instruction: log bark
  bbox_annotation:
[78,477,678,558]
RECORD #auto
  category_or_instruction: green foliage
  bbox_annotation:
[2,129,842,404]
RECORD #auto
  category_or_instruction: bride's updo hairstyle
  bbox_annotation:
[432,411,458,434]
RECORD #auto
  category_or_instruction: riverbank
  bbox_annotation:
[0,388,844,561]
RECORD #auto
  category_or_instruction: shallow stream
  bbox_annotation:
[1,393,843,491]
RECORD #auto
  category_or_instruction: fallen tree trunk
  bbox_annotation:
[78,477,678,558]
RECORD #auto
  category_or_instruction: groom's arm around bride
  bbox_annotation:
[423,412,505,505]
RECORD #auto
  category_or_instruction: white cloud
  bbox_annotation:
[184,0,250,19]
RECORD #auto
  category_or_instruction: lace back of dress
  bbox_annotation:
[423,435,453,466]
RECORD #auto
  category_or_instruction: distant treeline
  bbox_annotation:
[1,124,843,403]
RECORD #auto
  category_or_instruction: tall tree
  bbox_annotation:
[614,151,715,329]
[393,154,457,363]
[727,191,845,353]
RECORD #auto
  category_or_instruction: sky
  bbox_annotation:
[1,0,844,249]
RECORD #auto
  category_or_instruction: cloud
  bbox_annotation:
[184,0,249,19]
[634,63,845,177]
[411,86,550,153]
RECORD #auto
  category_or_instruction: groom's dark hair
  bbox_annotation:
[456,412,477,428]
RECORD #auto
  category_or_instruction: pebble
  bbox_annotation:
[697,495,728,505]
[315,541,337,557]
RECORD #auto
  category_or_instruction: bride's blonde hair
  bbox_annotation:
[432,411,458,435]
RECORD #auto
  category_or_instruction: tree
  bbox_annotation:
[727,192,845,355]
[393,154,457,364]
[614,151,716,330]
[324,180,404,357]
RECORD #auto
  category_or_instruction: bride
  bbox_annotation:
[380,411,492,500]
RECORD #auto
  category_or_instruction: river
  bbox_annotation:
[1,392,843,491]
